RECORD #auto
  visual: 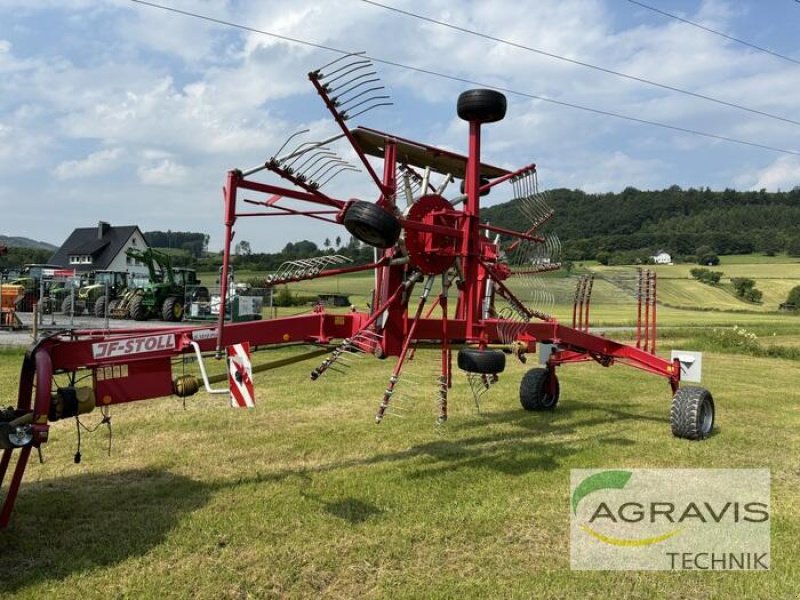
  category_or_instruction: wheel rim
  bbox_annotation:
[699,398,714,435]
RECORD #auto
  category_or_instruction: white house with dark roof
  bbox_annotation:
[49,221,150,277]
[651,250,672,265]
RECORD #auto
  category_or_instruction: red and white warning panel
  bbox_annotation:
[227,342,255,408]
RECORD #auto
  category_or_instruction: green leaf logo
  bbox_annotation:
[572,470,681,547]
[571,470,632,515]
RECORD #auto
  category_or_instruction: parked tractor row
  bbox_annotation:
[1,249,206,322]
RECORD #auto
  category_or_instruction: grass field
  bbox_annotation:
[2,257,800,598]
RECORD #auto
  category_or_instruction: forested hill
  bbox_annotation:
[481,186,800,261]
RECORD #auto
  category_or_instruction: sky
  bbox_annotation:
[1,0,799,252]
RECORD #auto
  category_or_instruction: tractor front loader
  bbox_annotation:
[124,248,189,322]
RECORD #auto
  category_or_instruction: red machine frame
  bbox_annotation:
[1,57,713,528]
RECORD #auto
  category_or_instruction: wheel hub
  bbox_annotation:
[404,194,460,275]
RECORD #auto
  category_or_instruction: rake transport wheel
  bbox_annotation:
[343,200,402,248]
[162,296,184,322]
[457,89,507,123]
[129,293,147,321]
[457,348,506,375]
[94,295,107,318]
[671,386,715,440]
[520,367,560,411]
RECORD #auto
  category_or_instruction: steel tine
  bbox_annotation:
[291,148,334,170]
[323,62,373,87]
[336,85,386,109]
[319,57,371,82]
[317,166,360,188]
[344,101,393,121]
[314,51,366,74]
[334,76,382,101]
[271,129,310,163]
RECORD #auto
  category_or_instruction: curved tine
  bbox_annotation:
[313,160,351,181]
[315,50,366,74]
[526,174,537,201]
[344,101,393,121]
[304,155,346,177]
[522,197,538,222]
[304,158,344,181]
[333,77,381,101]
[324,62,373,87]
[511,177,521,200]
[280,140,319,166]
[553,234,562,260]
[524,173,535,197]
[294,150,337,172]
[285,146,328,169]
[306,158,347,180]
[341,94,391,114]
[317,166,360,188]
[520,200,538,224]
[272,129,310,162]
[319,56,370,80]
[336,85,386,109]
[291,148,335,170]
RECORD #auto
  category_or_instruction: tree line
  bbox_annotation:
[481,185,800,263]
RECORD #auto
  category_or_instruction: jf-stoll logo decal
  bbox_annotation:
[570,469,770,570]
[92,334,176,359]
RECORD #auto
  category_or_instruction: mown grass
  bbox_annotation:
[1,259,799,597]
[1,327,800,598]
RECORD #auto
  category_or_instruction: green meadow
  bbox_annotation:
[1,255,799,598]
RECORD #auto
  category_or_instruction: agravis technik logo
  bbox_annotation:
[570,469,770,570]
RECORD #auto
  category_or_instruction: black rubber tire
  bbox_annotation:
[162,296,184,322]
[107,298,121,318]
[457,89,507,123]
[129,294,147,321]
[343,201,401,249]
[671,386,714,440]
[519,368,560,411]
[457,348,506,374]
[61,296,83,316]
[94,295,108,318]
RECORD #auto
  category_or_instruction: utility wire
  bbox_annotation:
[359,0,800,128]
[626,0,800,66]
[127,0,800,157]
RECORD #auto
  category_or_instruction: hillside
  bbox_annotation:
[0,235,57,252]
[481,186,800,261]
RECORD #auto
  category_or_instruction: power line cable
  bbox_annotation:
[127,0,800,157]
[359,0,800,128]
[626,0,800,65]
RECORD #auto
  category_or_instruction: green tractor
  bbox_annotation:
[9,264,66,313]
[122,248,204,322]
[73,270,130,318]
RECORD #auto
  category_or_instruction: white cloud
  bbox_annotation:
[1,1,799,250]
[137,158,188,186]
[738,156,800,191]
[53,147,123,180]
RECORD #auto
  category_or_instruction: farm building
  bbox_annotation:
[49,221,150,277]
[651,250,672,265]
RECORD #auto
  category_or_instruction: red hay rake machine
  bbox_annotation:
[0,55,714,528]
